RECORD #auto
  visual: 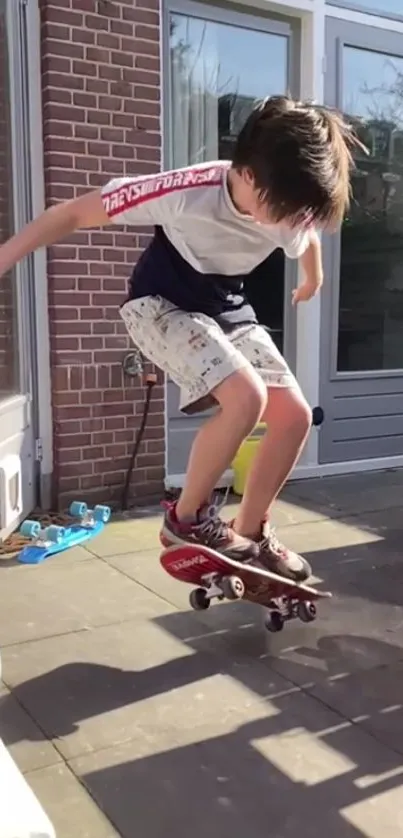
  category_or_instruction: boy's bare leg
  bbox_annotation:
[233,386,311,539]
[176,367,267,521]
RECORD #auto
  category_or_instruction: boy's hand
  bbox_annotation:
[292,278,323,305]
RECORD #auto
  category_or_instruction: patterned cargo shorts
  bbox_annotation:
[120,295,298,413]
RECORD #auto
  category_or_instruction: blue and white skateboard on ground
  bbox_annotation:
[18,501,111,565]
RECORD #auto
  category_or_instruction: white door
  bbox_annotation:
[164,0,298,486]
[0,0,37,538]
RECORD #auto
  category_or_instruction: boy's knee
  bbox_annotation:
[266,387,312,438]
[295,397,313,436]
[284,391,312,437]
[216,368,267,431]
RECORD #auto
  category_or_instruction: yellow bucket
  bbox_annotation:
[231,423,265,496]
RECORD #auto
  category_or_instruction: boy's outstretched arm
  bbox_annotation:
[0,165,195,278]
[0,189,108,279]
[292,229,323,304]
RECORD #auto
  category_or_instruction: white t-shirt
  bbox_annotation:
[101,161,310,329]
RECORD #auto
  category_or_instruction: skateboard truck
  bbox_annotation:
[68,502,111,528]
[189,572,246,611]
[190,574,317,632]
[19,521,66,547]
[264,597,317,633]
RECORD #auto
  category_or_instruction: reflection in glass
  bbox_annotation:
[0,8,19,397]
[337,46,403,372]
[169,14,288,166]
[168,14,288,350]
[327,0,403,21]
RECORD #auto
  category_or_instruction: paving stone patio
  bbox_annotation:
[2,470,403,836]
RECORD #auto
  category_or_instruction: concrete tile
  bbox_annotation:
[44,544,95,565]
[257,688,403,783]
[70,688,403,838]
[103,522,403,689]
[26,763,118,838]
[309,662,403,756]
[105,547,180,598]
[225,497,332,527]
[0,544,93,571]
[105,549,259,622]
[0,687,62,772]
[267,515,384,562]
[151,588,403,688]
[338,787,403,837]
[300,507,403,577]
[1,617,290,759]
[286,470,403,517]
[324,553,403,610]
[0,559,174,645]
[85,517,160,558]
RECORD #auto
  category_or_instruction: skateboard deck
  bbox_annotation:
[160,543,331,632]
[18,501,111,565]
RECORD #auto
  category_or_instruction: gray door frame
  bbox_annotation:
[163,0,301,485]
[320,16,403,464]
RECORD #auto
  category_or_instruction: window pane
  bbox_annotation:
[169,13,289,352]
[169,14,288,166]
[327,0,403,21]
[0,5,19,398]
[337,46,403,372]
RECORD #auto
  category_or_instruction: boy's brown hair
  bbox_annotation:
[232,95,366,227]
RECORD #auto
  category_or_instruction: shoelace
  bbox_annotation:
[260,527,287,559]
[198,488,230,542]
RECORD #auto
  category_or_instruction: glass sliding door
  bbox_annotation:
[169,13,288,167]
[164,1,294,480]
[320,17,403,464]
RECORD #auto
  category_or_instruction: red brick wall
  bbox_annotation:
[0,12,16,398]
[39,0,165,508]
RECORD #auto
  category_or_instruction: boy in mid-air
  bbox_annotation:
[0,96,359,581]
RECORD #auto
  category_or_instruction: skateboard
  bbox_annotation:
[17,501,111,565]
[160,543,331,632]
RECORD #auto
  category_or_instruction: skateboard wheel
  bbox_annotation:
[189,587,210,611]
[93,504,111,523]
[297,601,317,623]
[20,520,41,539]
[220,575,245,601]
[265,611,284,633]
[46,525,66,544]
[69,501,87,518]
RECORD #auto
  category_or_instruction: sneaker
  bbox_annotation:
[160,499,259,563]
[254,519,311,582]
